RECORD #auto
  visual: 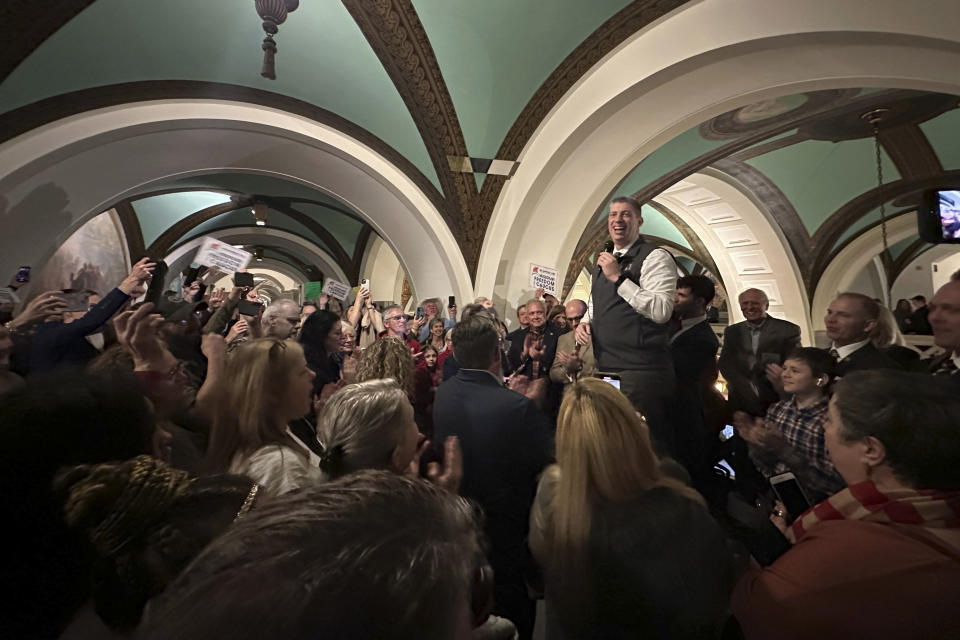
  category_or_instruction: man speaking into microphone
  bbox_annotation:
[576,196,679,455]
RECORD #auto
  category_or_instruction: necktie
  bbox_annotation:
[829,348,840,360]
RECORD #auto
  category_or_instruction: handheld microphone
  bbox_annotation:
[597,239,615,273]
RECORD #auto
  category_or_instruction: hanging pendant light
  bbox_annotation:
[255,0,300,79]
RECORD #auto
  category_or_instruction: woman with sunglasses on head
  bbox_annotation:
[206,338,319,495]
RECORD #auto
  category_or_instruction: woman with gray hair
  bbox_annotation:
[316,379,461,492]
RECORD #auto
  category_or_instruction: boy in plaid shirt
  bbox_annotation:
[734,347,845,502]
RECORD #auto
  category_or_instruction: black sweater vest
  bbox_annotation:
[591,238,672,371]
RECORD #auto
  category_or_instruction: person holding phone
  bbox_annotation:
[734,347,845,503]
[415,297,456,342]
[732,370,960,639]
[30,258,156,373]
[347,280,384,351]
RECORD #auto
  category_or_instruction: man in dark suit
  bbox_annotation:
[506,298,560,416]
[670,275,721,483]
[433,318,554,640]
[824,292,901,378]
[906,295,933,335]
[927,280,960,388]
[719,288,801,417]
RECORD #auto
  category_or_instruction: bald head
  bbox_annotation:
[262,300,301,339]
[930,280,960,353]
[738,288,769,323]
[564,300,587,331]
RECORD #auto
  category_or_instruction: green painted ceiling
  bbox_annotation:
[593,203,690,250]
[413,0,631,160]
[833,207,915,250]
[133,191,232,248]
[162,173,363,218]
[921,107,960,170]
[597,89,959,261]
[0,0,439,188]
[745,138,899,234]
[131,172,371,260]
[172,206,337,258]
[887,236,919,262]
[614,127,729,204]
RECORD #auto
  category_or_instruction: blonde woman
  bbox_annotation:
[355,337,415,396]
[206,338,320,494]
[870,305,921,368]
[339,320,361,384]
[529,378,732,639]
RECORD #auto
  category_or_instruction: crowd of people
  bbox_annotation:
[1,194,959,639]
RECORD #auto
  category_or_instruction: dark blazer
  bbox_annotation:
[671,320,720,402]
[506,326,560,377]
[433,369,554,575]
[906,306,932,335]
[670,320,721,479]
[718,316,801,416]
[30,287,130,374]
[834,342,902,378]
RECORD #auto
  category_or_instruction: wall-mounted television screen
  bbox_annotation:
[919,189,960,244]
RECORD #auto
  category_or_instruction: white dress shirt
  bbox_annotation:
[586,237,676,325]
[832,339,870,360]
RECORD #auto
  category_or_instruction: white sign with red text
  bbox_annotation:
[529,263,558,296]
[194,237,252,274]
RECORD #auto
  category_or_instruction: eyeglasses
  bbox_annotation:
[565,315,585,322]
[385,315,405,322]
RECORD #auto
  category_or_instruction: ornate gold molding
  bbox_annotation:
[342,0,480,274]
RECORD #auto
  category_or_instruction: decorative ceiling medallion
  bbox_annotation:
[800,91,957,142]
[699,89,857,139]
[733,95,808,124]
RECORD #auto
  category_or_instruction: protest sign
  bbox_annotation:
[529,263,558,296]
[322,278,351,301]
[194,238,251,274]
[303,281,324,301]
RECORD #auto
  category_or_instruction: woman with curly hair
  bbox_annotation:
[354,337,415,396]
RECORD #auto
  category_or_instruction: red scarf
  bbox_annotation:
[788,480,960,551]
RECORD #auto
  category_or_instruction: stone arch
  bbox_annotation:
[0,101,472,305]
[475,0,960,332]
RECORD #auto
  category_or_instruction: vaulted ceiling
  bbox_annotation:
[1,2,957,296]
[0,0,677,280]
[566,88,960,297]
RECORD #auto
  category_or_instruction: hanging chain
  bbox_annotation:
[861,107,891,300]
[872,121,890,256]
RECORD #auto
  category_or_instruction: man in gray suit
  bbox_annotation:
[718,288,801,416]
